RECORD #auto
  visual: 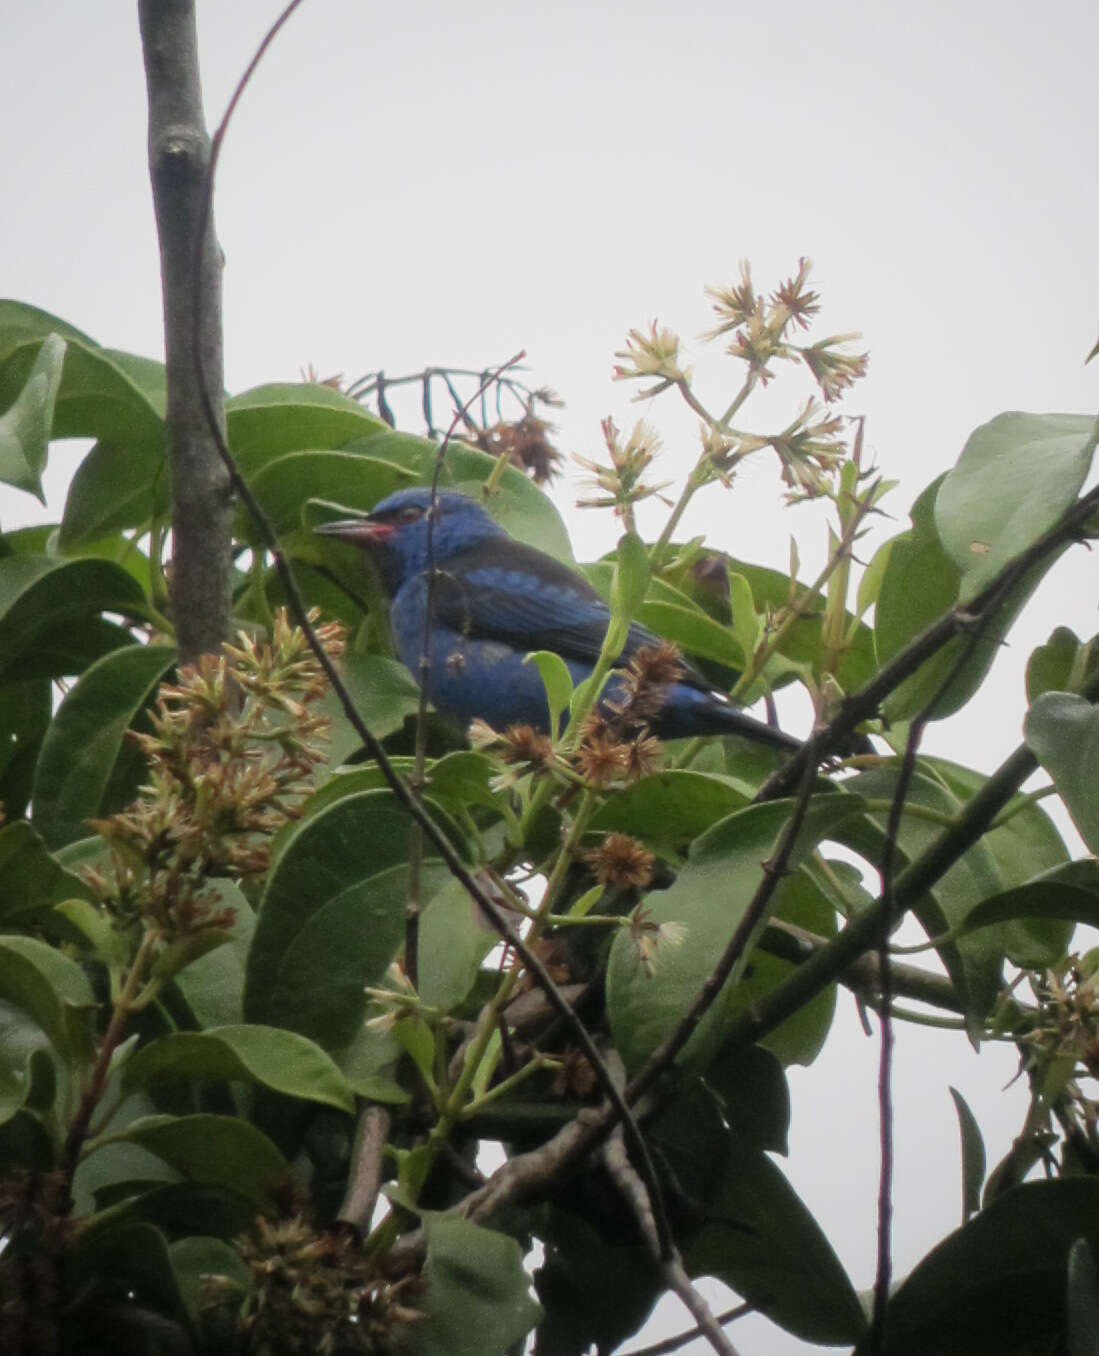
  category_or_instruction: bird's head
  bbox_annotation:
[315,487,505,592]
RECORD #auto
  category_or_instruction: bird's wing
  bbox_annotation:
[430,540,615,662]
[429,539,708,681]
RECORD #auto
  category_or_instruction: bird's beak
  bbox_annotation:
[314,517,394,544]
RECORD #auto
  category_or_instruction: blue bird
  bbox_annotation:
[316,487,801,754]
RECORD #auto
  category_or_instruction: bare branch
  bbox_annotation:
[337,1104,390,1235]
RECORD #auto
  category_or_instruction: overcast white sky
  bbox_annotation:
[5,3,1099,1352]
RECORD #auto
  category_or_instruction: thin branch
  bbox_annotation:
[620,1304,755,1356]
[337,1103,391,1235]
[602,1054,738,1356]
[758,430,1099,800]
[138,0,235,663]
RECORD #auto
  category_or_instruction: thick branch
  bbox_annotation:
[139,0,232,663]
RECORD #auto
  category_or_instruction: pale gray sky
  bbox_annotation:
[5,3,1099,1352]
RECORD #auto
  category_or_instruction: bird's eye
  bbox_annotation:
[397,506,424,524]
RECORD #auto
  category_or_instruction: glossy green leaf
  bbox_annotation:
[0,334,172,547]
[723,869,839,1067]
[525,650,574,732]
[0,934,95,1061]
[410,1215,542,1356]
[685,1133,866,1345]
[245,793,454,1043]
[1026,692,1099,854]
[122,1025,355,1113]
[103,1114,289,1211]
[728,570,762,667]
[948,882,1099,968]
[241,449,418,541]
[0,300,96,358]
[590,770,749,857]
[0,998,54,1126]
[935,412,1097,601]
[949,1087,986,1222]
[0,555,145,682]
[0,331,64,501]
[862,1179,1099,1355]
[606,794,862,1073]
[418,878,496,1012]
[0,820,93,926]
[225,381,389,477]
[1027,627,1087,702]
[316,651,423,766]
[637,599,743,669]
[172,881,254,1030]
[32,643,174,848]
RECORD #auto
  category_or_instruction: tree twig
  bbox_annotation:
[337,1103,391,1235]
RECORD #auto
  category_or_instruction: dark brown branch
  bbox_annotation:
[138,0,233,664]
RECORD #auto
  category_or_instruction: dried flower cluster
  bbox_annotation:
[222,1214,421,1355]
[467,413,563,484]
[84,612,341,945]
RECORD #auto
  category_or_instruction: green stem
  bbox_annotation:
[462,1055,557,1117]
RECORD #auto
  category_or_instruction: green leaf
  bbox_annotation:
[410,1215,542,1356]
[606,794,862,1073]
[0,332,65,501]
[0,820,93,927]
[0,335,171,547]
[0,677,50,820]
[705,1043,791,1155]
[0,555,145,682]
[101,1114,289,1211]
[636,599,743,669]
[225,381,389,477]
[935,412,1098,601]
[245,792,458,1044]
[685,1133,867,1345]
[122,1025,355,1113]
[534,1209,658,1356]
[317,652,423,765]
[861,1178,1099,1355]
[949,882,1099,969]
[590,770,749,857]
[418,878,496,1013]
[728,570,762,667]
[170,1234,251,1326]
[1027,627,1086,702]
[1026,692,1099,853]
[241,448,419,541]
[0,934,95,1062]
[69,1221,191,1331]
[949,1087,986,1222]
[32,643,175,848]
[525,651,574,733]
[172,882,254,1029]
